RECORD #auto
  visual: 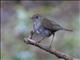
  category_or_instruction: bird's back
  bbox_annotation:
[42,18,62,31]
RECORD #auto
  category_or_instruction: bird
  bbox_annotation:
[31,13,72,49]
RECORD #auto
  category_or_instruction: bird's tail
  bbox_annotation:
[62,28,73,32]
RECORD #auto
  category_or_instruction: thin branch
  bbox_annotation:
[24,32,73,60]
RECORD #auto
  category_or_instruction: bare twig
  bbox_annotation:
[24,32,73,60]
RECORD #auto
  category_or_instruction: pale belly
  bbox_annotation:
[34,24,51,37]
[33,20,52,37]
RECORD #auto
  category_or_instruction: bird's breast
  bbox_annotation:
[34,25,51,37]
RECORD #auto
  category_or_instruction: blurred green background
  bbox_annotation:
[1,1,80,60]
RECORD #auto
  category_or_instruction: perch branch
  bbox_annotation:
[24,32,73,60]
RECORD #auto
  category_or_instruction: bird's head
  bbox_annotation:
[31,14,42,21]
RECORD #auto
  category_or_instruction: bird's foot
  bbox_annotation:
[35,39,43,44]
[41,45,52,50]
[47,46,52,50]
[35,40,41,45]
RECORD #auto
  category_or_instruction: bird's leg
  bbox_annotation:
[38,37,45,43]
[30,31,35,39]
[35,37,45,44]
[30,31,45,44]
[48,35,54,49]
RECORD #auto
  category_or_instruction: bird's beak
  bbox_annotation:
[30,16,34,20]
[30,17,32,20]
[30,17,32,19]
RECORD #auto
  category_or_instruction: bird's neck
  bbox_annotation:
[33,19,41,31]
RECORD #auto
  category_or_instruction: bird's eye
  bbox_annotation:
[35,16,39,19]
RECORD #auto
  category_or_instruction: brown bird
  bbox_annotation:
[31,13,72,48]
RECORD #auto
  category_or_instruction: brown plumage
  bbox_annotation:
[31,13,73,48]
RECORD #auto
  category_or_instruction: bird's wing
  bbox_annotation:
[42,18,62,30]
